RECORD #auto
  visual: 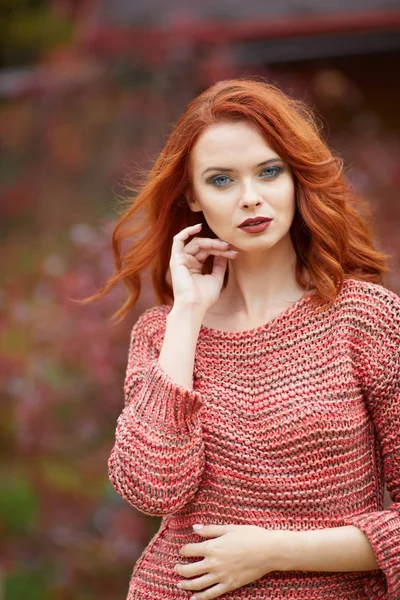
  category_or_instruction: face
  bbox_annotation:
[187,120,296,252]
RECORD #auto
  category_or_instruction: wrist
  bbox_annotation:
[170,302,206,323]
[261,529,298,572]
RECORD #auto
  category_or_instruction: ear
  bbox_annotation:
[185,190,202,213]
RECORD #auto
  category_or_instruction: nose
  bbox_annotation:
[239,180,262,209]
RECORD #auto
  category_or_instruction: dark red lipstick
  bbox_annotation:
[238,217,272,234]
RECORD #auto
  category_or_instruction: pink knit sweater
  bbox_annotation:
[108,277,400,599]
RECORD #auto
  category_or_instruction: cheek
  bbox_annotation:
[279,176,295,197]
[274,181,295,211]
[198,192,228,219]
[194,184,215,210]
[201,204,232,237]
[202,208,229,230]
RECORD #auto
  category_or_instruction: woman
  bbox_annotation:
[88,79,400,599]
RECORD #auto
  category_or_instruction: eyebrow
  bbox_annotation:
[201,157,283,176]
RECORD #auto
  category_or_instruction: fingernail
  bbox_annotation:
[229,250,239,254]
[192,524,203,530]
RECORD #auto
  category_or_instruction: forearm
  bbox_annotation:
[159,303,205,390]
[276,526,380,573]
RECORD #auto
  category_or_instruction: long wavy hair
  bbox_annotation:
[83,77,390,321]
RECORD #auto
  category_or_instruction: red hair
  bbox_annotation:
[84,77,390,321]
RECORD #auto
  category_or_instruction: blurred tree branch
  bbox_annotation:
[0,0,73,68]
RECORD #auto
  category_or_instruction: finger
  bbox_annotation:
[175,558,209,578]
[195,248,237,262]
[171,224,203,253]
[179,540,209,557]
[177,572,216,592]
[210,254,228,281]
[180,253,204,270]
[192,524,234,537]
[193,582,228,600]
[184,237,230,256]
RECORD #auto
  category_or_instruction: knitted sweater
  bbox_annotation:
[108,277,400,600]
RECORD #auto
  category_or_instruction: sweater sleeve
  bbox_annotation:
[343,285,400,599]
[108,306,205,516]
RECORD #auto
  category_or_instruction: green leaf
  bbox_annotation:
[4,568,49,600]
[0,472,37,535]
[40,460,104,496]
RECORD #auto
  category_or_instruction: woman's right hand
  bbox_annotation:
[169,223,238,312]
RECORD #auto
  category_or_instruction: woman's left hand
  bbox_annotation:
[174,524,289,599]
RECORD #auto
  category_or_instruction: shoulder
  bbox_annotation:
[339,278,400,329]
[338,278,400,364]
[339,279,400,399]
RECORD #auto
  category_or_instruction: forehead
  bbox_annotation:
[191,120,275,168]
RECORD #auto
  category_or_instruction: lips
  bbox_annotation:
[239,217,272,227]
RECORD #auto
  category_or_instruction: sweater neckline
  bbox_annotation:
[198,289,316,339]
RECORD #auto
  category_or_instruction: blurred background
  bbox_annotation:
[1,1,400,598]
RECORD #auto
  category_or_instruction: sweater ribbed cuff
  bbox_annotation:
[343,509,400,599]
[129,359,204,435]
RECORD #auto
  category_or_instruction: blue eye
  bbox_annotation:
[261,166,282,177]
[208,166,282,188]
[210,175,232,187]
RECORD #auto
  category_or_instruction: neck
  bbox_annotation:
[219,234,308,319]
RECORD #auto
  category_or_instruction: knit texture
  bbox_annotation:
[108,277,400,599]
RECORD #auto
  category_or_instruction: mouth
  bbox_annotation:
[238,218,272,228]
